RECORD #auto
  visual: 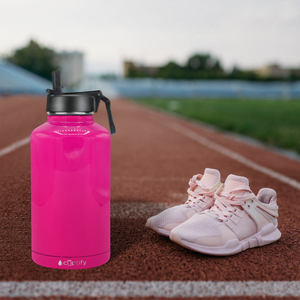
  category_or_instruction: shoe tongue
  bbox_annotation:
[196,168,220,191]
[223,174,249,194]
[188,169,219,207]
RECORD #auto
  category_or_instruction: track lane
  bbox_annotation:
[0,96,299,283]
[0,95,46,149]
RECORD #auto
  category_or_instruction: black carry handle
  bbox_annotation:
[100,95,116,135]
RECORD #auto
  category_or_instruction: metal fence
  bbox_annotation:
[103,78,300,99]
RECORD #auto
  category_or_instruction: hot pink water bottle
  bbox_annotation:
[31,71,116,269]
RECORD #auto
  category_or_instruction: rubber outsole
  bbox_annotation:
[145,218,170,237]
[170,223,281,256]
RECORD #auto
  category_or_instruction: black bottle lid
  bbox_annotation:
[46,71,116,134]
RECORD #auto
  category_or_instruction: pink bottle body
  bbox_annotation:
[31,115,110,269]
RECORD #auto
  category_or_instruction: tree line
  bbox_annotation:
[126,54,300,81]
[3,40,300,81]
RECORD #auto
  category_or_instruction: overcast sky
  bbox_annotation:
[1,0,299,74]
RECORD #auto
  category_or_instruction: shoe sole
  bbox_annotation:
[145,218,170,237]
[170,223,281,256]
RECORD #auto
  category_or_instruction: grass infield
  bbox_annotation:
[134,98,300,155]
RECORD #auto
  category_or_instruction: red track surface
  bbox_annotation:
[0,96,300,283]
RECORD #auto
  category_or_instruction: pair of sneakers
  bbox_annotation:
[145,168,281,256]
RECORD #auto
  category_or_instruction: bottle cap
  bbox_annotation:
[46,71,116,134]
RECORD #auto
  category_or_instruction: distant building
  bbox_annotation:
[123,61,135,77]
[123,60,159,77]
[55,51,84,87]
[254,64,291,79]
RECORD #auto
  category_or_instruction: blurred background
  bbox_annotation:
[0,0,299,154]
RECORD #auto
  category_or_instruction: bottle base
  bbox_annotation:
[32,250,110,269]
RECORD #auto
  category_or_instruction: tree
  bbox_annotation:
[229,65,260,81]
[158,61,183,79]
[185,53,223,72]
[6,40,58,80]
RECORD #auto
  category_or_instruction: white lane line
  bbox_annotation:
[1,281,300,297]
[166,122,300,191]
[0,136,30,158]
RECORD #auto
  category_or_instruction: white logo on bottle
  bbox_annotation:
[58,259,87,266]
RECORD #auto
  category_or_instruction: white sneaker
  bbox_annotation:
[145,168,222,236]
[170,174,281,255]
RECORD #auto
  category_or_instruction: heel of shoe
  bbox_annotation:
[259,223,281,246]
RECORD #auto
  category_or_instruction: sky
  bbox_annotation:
[1,0,300,75]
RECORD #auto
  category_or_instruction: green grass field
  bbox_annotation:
[134,98,300,155]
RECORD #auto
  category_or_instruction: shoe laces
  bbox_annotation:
[185,174,215,207]
[207,184,255,221]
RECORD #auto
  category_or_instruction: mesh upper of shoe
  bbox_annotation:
[153,205,191,228]
[173,214,222,242]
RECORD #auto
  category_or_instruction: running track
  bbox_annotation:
[0,95,300,299]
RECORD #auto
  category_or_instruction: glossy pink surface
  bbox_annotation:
[31,115,110,269]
